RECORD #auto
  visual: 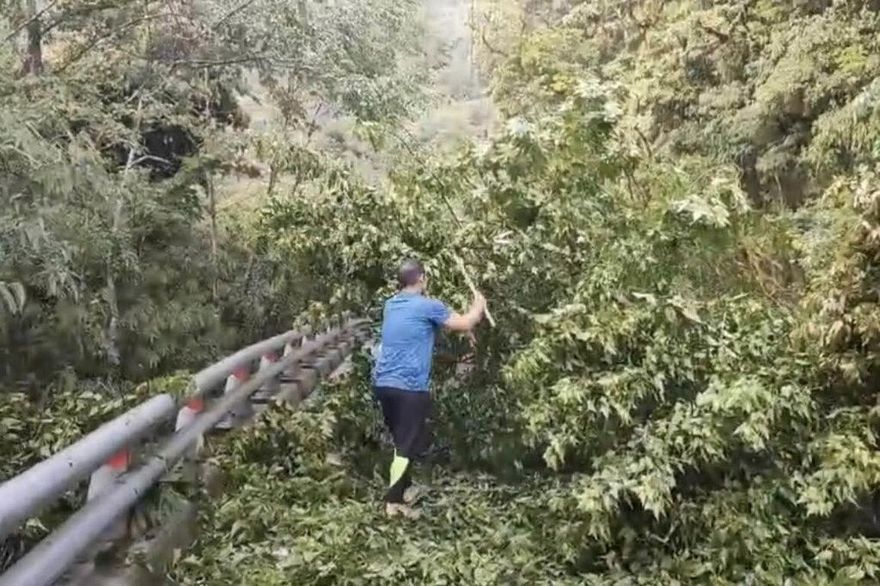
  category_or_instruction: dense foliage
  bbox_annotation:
[0,0,422,571]
[0,0,423,387]
[174,1,880,584]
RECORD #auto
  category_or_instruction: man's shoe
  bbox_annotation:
[385,503,421,519]
[403,485,424,505]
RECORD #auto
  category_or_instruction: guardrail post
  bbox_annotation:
[175,397,203,429]
[85,449,131,543]
[283,334,300,359]
[251,352,280,412]
[295,317,345,400]
[215,366,252,430]
[173,398,205,484]
[278,328,307,406]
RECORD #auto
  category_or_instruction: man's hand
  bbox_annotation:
[443,291,489,332]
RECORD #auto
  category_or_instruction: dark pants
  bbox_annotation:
[375,387,432,504]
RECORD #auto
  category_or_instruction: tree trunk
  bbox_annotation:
[23,0,43,75]
[201,70,220,304]
[265,163,278,198]
[104,96,143,370]
[105,197,123,369]
[207,173,219,303]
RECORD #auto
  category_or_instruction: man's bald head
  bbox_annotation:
[397,258,426,290]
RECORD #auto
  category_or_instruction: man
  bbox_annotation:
[372,258,487,518]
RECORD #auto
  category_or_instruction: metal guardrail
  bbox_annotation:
[0,395,177,540]
[0,315,371,586]
[192,329,304,395]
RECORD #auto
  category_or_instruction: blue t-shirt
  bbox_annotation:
[372,292,452,392]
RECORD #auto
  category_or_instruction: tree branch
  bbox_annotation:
[212,0,260,30]
[480,27,508,58]
[3,0,59,43]
[698,21,730,43]
[130,154,172,167]
[55,12,175,73]
[170,55,265,70]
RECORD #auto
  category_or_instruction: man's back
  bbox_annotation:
[373,292,450,392]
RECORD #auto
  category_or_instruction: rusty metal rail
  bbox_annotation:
[0,315,371,586]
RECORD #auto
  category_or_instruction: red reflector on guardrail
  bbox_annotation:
[107,450,130,470]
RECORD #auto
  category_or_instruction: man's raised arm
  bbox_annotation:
[443,292,487,332]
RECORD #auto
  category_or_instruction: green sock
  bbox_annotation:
[389,452,409,487]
